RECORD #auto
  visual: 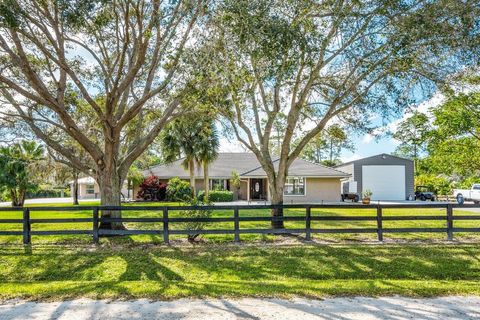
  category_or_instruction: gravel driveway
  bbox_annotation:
[1,297,479,320]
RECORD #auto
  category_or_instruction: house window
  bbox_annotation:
[284,177,305,196]
[86,184,95,195]
[210,179,228,191]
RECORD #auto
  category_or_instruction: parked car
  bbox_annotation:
[414,186,436,201]
[453,184,480,204]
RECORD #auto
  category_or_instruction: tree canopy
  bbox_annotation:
[189,0,479,226]
[0,0,206,222]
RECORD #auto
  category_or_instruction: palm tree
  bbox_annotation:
[0,141,44,206]
[195,120,219,201]
[161,118,199,197]
[160,116,220,200]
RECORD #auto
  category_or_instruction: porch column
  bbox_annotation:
[247,178,250,201]
[266,179,270,201]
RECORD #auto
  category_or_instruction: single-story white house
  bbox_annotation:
[68,153,414,202]
[69,177,129,200]
[134,152,350,202]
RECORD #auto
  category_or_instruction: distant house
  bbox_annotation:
[135,152,350,202]
[335,153,414,201]
[69,177,129,200]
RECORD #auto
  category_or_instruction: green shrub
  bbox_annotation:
[181,198,212,242]
[0,189,9,202]
[166,177,192,202]
[197,190,233,202]
[415,174,453,195]
[27,187,70,199]
[458,176,480,189]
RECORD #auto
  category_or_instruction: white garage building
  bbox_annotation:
[335,154,414,201]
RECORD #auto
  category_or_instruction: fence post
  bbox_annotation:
[234,208,240,243]
[163,208,169,244]
[305,206,311,241]
[22,208,31,245]
[447,204,453,241]
[93,207,99,244]
[376,205,383,242]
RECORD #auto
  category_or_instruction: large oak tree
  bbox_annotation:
[204,0,478,227]
[0,0,205,227]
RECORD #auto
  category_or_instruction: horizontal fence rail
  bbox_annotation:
[0,203,479,245]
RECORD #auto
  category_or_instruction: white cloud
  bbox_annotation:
[362,134,374,144]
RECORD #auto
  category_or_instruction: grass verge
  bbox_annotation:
[0,244,479,300]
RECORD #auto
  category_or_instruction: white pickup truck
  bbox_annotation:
[453,184,480,204]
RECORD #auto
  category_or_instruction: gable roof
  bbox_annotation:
[144,152,349,179]
[335,153,414,168]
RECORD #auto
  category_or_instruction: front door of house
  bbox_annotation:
[250,179,265,200]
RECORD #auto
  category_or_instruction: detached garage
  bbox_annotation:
[335,154,414,201]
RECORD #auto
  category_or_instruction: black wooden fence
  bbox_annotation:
[0,203,479,245]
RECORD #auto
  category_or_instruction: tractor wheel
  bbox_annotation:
[457,194,465,205]
[420,195,426,201]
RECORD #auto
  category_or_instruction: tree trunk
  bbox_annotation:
[203,162,209,201]
[269,185,285,229]
[189,158,196,197]
[19,189,26,207]
[11,189,21,207]
[98,171,125,230]
[73,171,79,205]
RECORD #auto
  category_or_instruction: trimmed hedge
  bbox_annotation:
[197,190,234,202]
[27,188,70,198]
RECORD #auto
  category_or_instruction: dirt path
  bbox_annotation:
[1,297,479,320]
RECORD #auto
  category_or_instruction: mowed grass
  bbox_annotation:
[1,202,480,300]
[0,201,480,244]
[0,244,479,300]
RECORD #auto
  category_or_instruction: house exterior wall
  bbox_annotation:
[238,180,248,200]
[336,155,414,200]
[73,183,101,200]
[283,178,341,203]
[132,177,344,202]
[133,178,247,200]
[73,182,129,200]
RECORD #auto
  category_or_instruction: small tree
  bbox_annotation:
[127,167,146,200]
[302,125,354,166]
[392,111,431,172]
[230,170,242,200]
[181,198,212,243]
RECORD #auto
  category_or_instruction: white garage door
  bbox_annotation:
[362,165,405,200]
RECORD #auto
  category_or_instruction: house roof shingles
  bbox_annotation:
[145,153,349,179]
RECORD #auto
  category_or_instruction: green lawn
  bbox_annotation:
[0,244,479,300]
[0,201,479,244]
[1,202,479,300]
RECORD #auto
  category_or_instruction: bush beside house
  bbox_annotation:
[137,175,167,201]
[197,190,234,202]
[166,177,192,202]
